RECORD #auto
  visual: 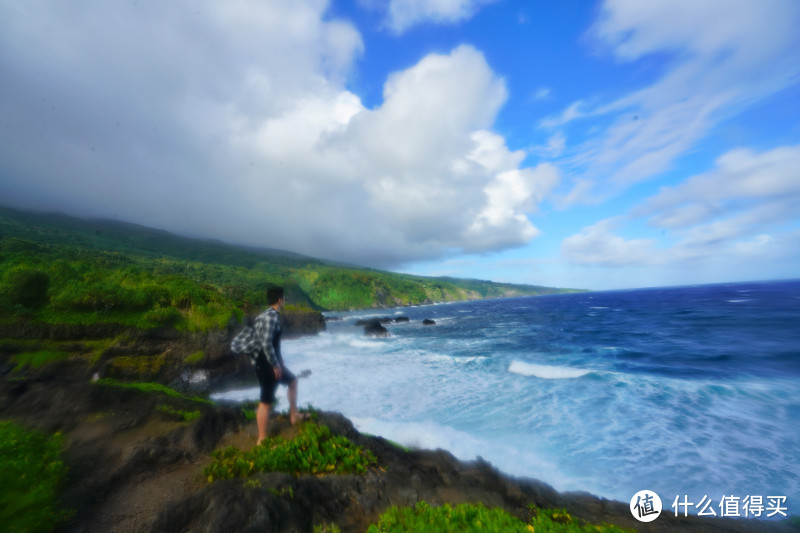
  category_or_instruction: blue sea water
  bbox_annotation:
[213,279,800,513]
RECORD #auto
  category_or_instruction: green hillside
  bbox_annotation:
[0,206,582,331]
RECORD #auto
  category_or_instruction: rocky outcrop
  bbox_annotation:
[423,319,436,326]
[363,319,390,338]
[0,308,326,396]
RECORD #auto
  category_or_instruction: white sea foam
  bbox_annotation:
[348,338,383,349]
[350,417,483,455]
[727,299,751,303]
[421,353,487,365]
[211,386,259,403]
[508,361,591,379]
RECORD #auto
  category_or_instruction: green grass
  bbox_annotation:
[184,350,204,365]
[11,350,70,371]
[0,421,74,533]
[204,422,377,481]
[365,503,634,533]
[366,502,532,533]
[157,405,204,422]
[93,378,212,405]
[528,507,634,532]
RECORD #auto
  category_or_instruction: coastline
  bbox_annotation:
[1,366,796,532]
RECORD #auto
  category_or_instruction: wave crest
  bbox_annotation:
[509,361,591,379]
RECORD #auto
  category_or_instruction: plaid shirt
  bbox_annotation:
[254,307,282,368]
[231,307,282,368]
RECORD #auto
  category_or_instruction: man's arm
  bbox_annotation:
[255,311,281,372]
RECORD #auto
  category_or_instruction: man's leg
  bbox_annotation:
[288,378,300,425]
[256,401,271,445]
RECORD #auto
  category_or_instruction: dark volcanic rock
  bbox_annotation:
[363,319,390,338]
[422,319,436,326]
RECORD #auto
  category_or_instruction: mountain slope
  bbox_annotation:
[0,206,583,325]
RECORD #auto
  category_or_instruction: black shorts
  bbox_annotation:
[255,359,297,405]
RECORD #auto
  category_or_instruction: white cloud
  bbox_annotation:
[546,0,800,203]
[0,4,550,268]
[386,0,499,34]
[561,218,658,267]
[563,144,800,270]
[640,145,800,231]
[531,87,551,101]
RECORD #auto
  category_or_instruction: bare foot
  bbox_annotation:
[290,412,309,425]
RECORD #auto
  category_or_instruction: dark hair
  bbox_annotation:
[267,286,285,306]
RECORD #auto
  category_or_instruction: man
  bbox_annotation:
[253,286,303,445]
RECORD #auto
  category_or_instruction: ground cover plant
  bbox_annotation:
[366,502,533,533]
[527,507,634,532]
[365,502,634,533]
[204,422,377,481]
[0,421,74,533]
[93,377,211,405]
[156,405,204,422]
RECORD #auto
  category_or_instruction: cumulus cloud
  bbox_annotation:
[385,0,499,34]
[0,2,550,268]
[544,0,800,203]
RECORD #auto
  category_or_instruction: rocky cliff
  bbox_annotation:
[1,359,797,532]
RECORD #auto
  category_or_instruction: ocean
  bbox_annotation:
[212,279,800,514]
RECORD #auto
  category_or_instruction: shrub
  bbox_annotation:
[204,422,376,481]
[0,421,74,532]
[2,268,50,309]
[138,305,182,328]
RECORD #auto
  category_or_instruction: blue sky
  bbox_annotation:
[1,0,799,290]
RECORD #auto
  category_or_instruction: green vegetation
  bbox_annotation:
[527,507,634,532]
[12,350,71,371]
[366,502,532,533]
[204,422,377,481]
[0,207,581,332]
[0,421,74,533]
[314,524,342,533]
[365,503,634,533]
[184,350,204,365]
[157,405,204,422]
[93,378,211,405]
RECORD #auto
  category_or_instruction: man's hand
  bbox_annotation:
[273,365,283,380]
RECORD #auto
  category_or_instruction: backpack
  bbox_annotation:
[230,317,258,362]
